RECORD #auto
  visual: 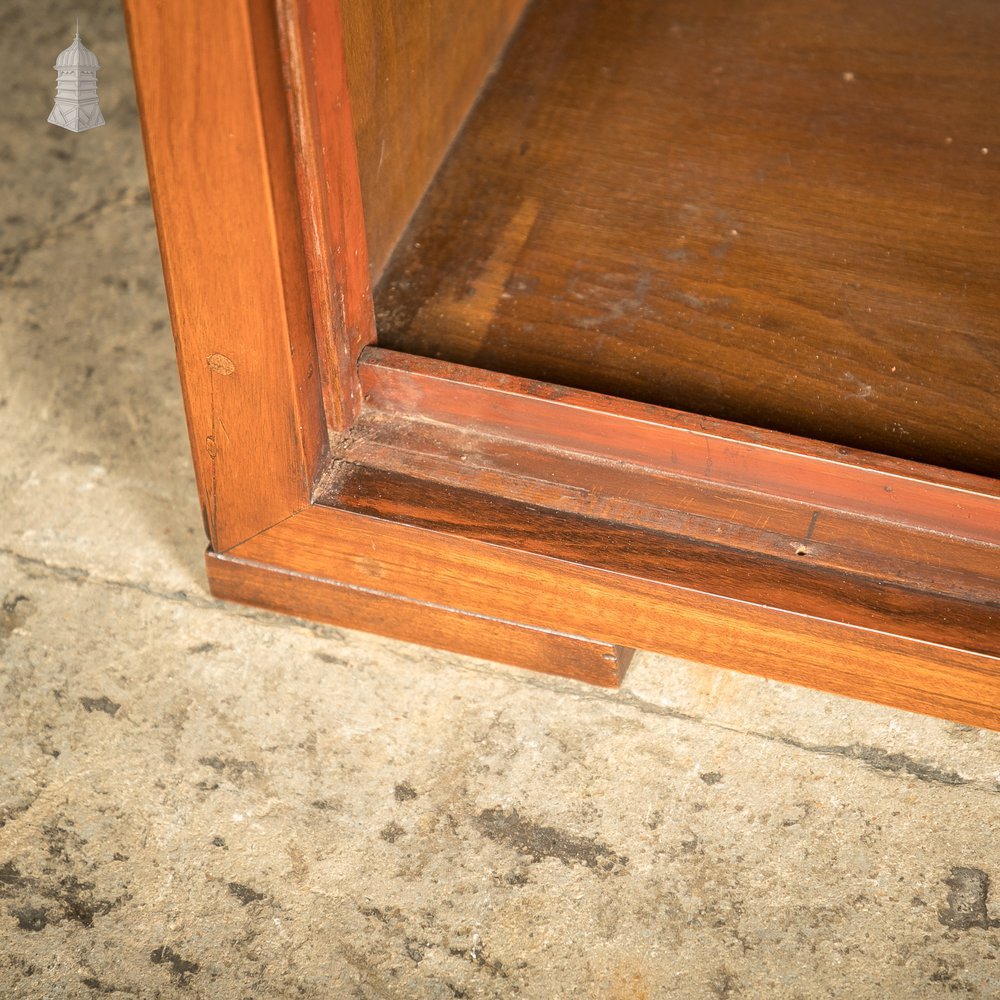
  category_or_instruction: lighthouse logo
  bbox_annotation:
[48,20,106,132]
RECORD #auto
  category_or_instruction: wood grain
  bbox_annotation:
[229,501,1000,731]
[375,0,1000,477]
[208,551,634,686]
[340,424,1000,605]
[275,0,376,430]
[359,349,1000,547]
[124,0,325,550]
[340,0,529,280]
[334,463,1000,656]
[129,0,1000,726]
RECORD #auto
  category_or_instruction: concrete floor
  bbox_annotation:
[2,2,1000,997]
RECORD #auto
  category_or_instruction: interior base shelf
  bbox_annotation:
[376,0,1000,478]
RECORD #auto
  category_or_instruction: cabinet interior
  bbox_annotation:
[347,0,1000,478]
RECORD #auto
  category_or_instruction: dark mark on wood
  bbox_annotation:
[805,511,820,542]
[474,806,627,873]
[794,511,821,555]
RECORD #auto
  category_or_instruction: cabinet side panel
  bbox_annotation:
[124,0,324,551]
[340,0,530,280]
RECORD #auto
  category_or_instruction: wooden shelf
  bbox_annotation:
[375,0,1000,477]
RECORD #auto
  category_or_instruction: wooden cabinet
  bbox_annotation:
[124,0,1000,727]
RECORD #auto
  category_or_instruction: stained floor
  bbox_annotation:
[1,2,999,998]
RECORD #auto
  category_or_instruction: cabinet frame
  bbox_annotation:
[124,0,1000,726]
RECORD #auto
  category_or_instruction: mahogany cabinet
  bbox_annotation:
[123,0,1000,727]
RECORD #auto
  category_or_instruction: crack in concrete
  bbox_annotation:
[445,666,997,796]
[775,737,968,787]
[614,690,992,795]
[2,546,993,796]
[610,691,977,788]
[0,546,346,642]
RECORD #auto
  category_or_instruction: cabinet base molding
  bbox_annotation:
[208,552,635,687]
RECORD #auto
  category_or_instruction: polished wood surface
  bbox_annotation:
[341,0,529,279]
[342,350,1000,655]
[359,349,1000,547]
[124,0,327,551]
[209,552,635,686]
[376,0,1000,477]
[322,464,999,658]
[129,0,1000,727]
[276,0,376,430]
[229,497,1000,730]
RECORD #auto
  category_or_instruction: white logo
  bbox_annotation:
[48,20,105,132]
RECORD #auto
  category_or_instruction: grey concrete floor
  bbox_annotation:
[2,2,1000,998]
